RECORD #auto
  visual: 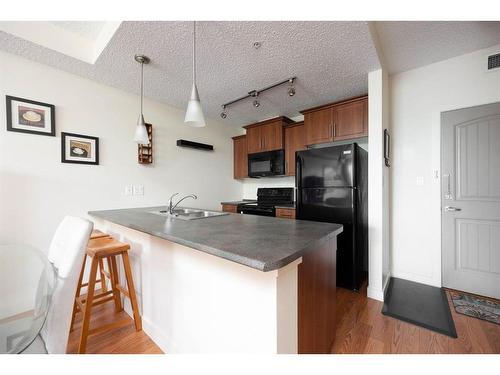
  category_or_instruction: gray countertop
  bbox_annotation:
[89,206,343,272]
[220,199,256,205]
[275,204,296,209]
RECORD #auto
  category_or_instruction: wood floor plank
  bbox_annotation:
[331,283,500,354]
[67,280,499,354]
[67,302,162,354]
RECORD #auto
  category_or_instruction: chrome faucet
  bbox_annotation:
[167,193,198,214]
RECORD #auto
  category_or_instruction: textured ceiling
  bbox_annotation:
[375,21,500,74]
[0,21,379,127]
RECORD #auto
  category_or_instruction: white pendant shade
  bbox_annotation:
[184,83,206,127]
[134,114,149,145]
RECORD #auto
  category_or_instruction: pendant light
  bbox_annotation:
[184,21,206,127]
[134,54,150,144]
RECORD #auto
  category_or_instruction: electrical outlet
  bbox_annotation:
[124,185,133,196]
[133,185,144,196]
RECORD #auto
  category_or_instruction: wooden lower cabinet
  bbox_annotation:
[221,204,238,213]
[275,208,296,219]
[298,235,337,353]
[232,135,247,179]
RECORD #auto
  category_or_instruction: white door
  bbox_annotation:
[441,102,500,299]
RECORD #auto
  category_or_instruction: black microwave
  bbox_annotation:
[248,150,285,178]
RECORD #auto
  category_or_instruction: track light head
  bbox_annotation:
[253,100,260,108]
[288,78,296,97]
[220,106,228,119]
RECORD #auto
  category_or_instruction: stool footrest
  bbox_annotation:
[81,279,103,288]
[76,290,114,311]
[87,318,132,336]
[115,284,130,298]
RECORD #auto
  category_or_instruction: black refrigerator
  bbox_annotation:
[296,143,368,291]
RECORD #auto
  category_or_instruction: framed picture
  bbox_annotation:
[6,95,55,136]
[384,129,391,167]
[61,132,99,165]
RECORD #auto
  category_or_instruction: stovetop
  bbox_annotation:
[239,188,294,209]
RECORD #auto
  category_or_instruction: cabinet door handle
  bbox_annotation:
[333,123,336,138]
[329,124,333,138]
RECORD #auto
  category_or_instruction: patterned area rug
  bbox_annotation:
[450,291,500,325]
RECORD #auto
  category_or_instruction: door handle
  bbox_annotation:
[444,206,462,212]
[333,123,336,137]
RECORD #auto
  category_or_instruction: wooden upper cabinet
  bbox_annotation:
[260,121,284,151]
[332,98,368,141]
[304,107,333,145]
[302,95,368,146]
[243,117,293,154]
[232,135,247,179]
[284,122,306,176]
[245,126,262,154]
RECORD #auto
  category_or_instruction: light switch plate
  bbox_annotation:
[133,185,144,196]
[124,186,133,196]
[416,176,424,186]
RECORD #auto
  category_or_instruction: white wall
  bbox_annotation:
[390,44,500,287]
[0,51,243,251]
[367,69,390,301]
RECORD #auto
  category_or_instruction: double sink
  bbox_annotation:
[152,208,229,221]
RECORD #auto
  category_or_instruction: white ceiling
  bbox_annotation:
[1,21,500,127]
[51,21,108,41]
[375,21,500,74]
[0,21,379,126]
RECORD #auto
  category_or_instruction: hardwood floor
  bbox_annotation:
[331,282,500,354]
[67,282,499,354]
[67,302,163,354]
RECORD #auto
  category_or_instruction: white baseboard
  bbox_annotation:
[367,286,384,301]
[367,272,391,302]
[123,305,170,354]
[390,270,441,288]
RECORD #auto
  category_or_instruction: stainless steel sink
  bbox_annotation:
[151,208,229,220]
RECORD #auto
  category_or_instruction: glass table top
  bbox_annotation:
[0,245,56,354]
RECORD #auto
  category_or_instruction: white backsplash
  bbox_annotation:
[242,176,295,199]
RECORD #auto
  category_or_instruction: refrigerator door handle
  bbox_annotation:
[296,155,302,188]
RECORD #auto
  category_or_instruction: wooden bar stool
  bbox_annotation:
[72,236,142,354]
[70,230,111,332]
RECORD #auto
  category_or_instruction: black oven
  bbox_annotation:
[247,150,285,178]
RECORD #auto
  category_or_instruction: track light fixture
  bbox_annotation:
[220,105,227,119]
[219,76,297,119]
[288,78,296,97]
[249,90,260,108]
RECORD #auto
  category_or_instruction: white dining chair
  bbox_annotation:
[21,216,93,354]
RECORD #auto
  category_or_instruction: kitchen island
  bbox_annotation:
[89,206,342,354]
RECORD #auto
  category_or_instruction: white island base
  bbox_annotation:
[96,220,303,354]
